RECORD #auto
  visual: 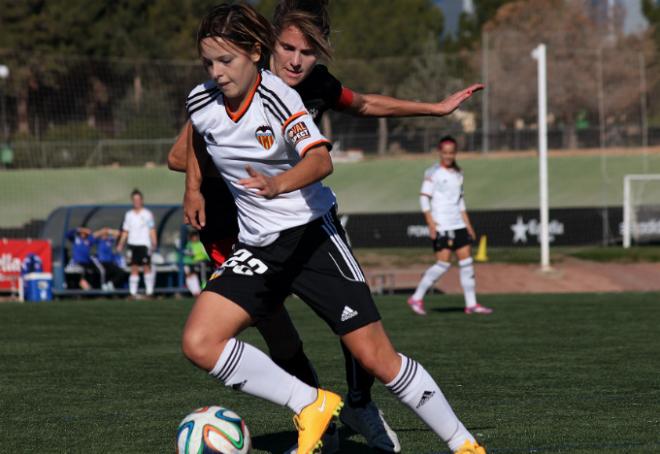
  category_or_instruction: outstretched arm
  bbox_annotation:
[345,84,484,118]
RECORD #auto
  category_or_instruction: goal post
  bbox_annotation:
[623,174,660,248]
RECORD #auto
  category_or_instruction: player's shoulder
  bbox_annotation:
[424,163,441,178]
[308,64,340,85]
[186,80,222,117]
[259,70,306,121]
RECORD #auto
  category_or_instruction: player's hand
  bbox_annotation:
[428,224,438,240]
[238,165,281,199]
[467,226,477,241]
[184,189,206,230]
[435,84,484,116]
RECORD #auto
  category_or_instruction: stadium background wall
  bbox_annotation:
[342,207,624,248]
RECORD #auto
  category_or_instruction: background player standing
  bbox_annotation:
[408,136,493,315]
[93,227,125,292]
[117,189,157,298]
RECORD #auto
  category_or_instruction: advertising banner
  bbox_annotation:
[0,239,52,290]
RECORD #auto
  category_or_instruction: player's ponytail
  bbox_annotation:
[197,3,275,69]
[273,0,333,60]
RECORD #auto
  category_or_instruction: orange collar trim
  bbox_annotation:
[225,73,262,123]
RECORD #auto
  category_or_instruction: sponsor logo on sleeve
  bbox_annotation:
[287,121,311,146]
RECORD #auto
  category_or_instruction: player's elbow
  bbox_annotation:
[167,149,186,172]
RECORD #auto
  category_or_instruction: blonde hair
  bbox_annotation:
[273,0,333,60]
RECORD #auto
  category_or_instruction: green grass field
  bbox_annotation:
[1,294,659,453]
[3,153,660,228]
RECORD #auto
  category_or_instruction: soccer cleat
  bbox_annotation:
[407,297,427,315]
[340,401,401,452]
[454,440,487,454]
[464,304,493,314]
[282,423,339,454]
[293,389,343,454]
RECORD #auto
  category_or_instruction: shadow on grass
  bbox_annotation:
[251,427,371,453]
[430,307,465,313]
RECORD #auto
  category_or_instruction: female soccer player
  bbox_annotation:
[408,136,493,316]
[181,4,486,454]
[168,2,483,452]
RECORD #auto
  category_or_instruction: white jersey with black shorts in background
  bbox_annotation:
[122,208,155,266]
[420,164,466,231]
[187,70,336,247]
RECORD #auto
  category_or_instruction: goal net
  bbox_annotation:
[623,174,660,248]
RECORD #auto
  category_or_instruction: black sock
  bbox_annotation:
[341,341,374,407]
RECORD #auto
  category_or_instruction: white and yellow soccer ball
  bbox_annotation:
[177,406,251,454]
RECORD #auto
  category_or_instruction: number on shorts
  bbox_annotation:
[223,249,268,276]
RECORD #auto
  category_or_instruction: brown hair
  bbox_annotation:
[273,0,333,60]
[197,3,275,68]
[438,135,461,172]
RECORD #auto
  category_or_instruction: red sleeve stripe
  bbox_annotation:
[300,140,332,157]
[282,111,307,132]
[335,87,355,110]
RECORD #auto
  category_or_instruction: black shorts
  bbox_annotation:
[432,227,473,252]
[204,209,381,335]
[79,262,97,279]
[128,245,151,266]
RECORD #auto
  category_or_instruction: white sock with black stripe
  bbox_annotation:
[209,338,318,414]
[459,258,477,308]
[386,354,474,452]
[413,261,450,301]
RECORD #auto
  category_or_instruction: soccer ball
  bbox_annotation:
[177,406,251,454]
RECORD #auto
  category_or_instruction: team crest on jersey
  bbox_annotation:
[288,121,311,146]
[255,125,275,149]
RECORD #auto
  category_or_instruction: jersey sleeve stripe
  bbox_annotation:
[258,90,287,122]
[262,102,285,124]
[258,84,293,117]
[186,88,220,108]
[282,111,307,132]
[186,91,220,113]
[187,86,219,102]
[300,139,331,157]
[335,87,355,110]
[420,192,432,197]
[188,93,222,117]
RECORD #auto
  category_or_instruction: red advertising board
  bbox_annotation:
[0,239,52,290]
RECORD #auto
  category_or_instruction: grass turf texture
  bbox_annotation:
[3,153,660,227]
[1,294,659,453]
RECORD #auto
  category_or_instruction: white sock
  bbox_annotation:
[210,338,318,414]
[459,258,477,308]
[186,274,201,296]
[386,354,474,452]
[413,261,450,301]
[145,270,155,296]
[129,274,139,296]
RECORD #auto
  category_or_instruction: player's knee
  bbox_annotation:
[181,326,218,369]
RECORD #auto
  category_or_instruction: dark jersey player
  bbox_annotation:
[167,3,483,452]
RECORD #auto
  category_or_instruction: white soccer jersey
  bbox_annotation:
[187,70,336,247]
[420,164,467,231]
[122,208,155,247]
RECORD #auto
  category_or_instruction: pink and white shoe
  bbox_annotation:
[407,297,427,315]
[464,304,493,314]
